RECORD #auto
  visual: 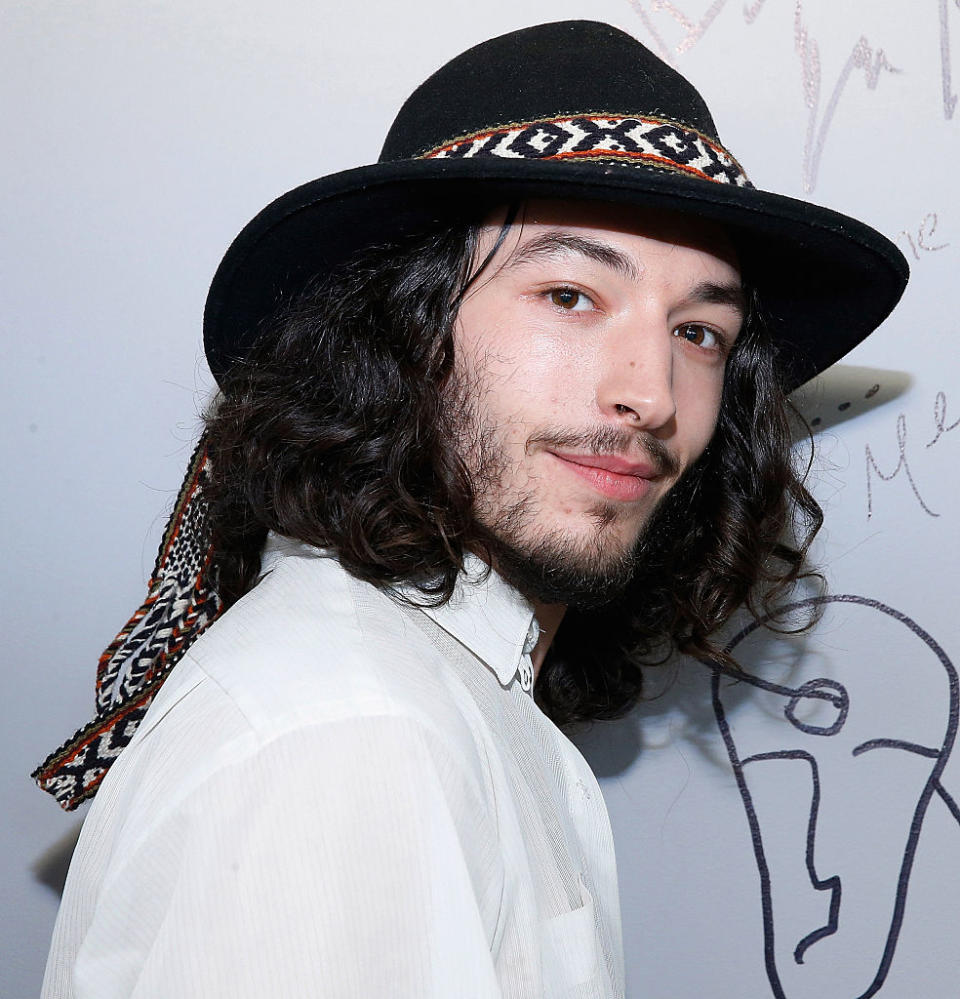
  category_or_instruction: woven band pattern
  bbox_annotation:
[33,439,223,811]
[420,114,752,188]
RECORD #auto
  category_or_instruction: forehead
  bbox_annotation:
[478,198,741,278]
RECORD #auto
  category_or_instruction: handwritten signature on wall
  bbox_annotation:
[792,9,897,193]
[897,212,950,262]
[864,207,953,520]
[866,389,960,519]
[626,0,957,190]
[941,0,960,118]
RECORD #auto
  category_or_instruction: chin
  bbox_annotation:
[478,517,642,609]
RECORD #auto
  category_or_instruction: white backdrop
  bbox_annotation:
[3,2,957,997]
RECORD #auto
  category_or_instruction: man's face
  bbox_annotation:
[449,199,744,605]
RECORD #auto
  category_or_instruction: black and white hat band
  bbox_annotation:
[420,113,752,189]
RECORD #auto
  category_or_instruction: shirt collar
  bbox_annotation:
[419,555,540,692]
[260,535,540,692]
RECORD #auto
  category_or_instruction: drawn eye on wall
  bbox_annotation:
[710,596,959,999]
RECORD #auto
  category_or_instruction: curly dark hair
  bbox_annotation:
[204,214,822,727]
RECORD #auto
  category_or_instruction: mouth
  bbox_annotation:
[547,450,660,503]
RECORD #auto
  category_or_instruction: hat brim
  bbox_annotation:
[204,157,909,392]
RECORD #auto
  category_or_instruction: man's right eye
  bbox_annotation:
[548,287,593,311]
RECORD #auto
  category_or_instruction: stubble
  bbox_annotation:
[443,363,680,608]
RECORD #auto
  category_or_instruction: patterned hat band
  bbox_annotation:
[419,114,753,189]
[33,438,224,810]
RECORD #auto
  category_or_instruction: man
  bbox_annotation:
[35,19,907,998]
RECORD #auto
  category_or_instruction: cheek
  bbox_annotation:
[462,338,589,417]
[510,325,602,406]
[455,293,603,424]
[677,380,725,456]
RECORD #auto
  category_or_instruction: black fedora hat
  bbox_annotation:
[204,19,908,392]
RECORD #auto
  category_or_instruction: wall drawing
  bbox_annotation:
[711,596,959,999]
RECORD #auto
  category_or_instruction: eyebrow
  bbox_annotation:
[686,280,747,316]
[504,232,642,283]
[503,231,746,315]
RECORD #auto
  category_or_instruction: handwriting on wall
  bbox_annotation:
[626,0,954,190]
[941,0,960,118]
[865,390,960,519]
[897,212,950,261]
[793,4,898,193]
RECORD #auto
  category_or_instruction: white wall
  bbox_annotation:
[3,2,957,997]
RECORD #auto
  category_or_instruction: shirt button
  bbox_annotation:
[518,657,533,692]
[522,618,540,656]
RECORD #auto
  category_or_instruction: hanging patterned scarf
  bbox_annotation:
[33,437,224,811]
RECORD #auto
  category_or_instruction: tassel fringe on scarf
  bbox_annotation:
[32,437,224,811]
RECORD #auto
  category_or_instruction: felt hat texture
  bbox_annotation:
[203,20,909,391]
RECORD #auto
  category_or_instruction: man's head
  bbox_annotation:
[202,194,816,725]
[197,23,907,698]
[448,200,744,608]
[120,19,909,722]
[196,23,905,694]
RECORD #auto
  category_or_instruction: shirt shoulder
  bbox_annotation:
[133,549,493,797]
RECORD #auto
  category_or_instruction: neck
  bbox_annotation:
[530,600,566,681]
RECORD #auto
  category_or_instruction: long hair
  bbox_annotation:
[204,217,822,727]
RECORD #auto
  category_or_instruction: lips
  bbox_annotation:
[548,451,659,502]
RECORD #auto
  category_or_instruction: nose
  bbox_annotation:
[596,322,677,431]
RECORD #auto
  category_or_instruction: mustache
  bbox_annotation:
[525,426,681,479]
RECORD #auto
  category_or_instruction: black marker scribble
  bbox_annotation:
[786,679,848,736]
[936,782,960,824]
[710,595,959,999]
[852,738,941,758]
[740,748,842,965]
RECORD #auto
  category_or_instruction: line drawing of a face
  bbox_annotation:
[711,595,959,999]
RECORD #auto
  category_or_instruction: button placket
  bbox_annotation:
[517,618,540,692]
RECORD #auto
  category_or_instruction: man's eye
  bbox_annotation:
[674,322,722,350]
[548,287,593,311]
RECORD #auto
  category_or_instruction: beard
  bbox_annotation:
[472,504,640,609]
[444,371,683,609]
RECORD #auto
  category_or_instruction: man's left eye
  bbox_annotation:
[674,323,722,349]
[548,287,593,312]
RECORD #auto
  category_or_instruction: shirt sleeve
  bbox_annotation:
[65,715,506,999]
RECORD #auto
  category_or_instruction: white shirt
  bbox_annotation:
[43,536,625,998]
